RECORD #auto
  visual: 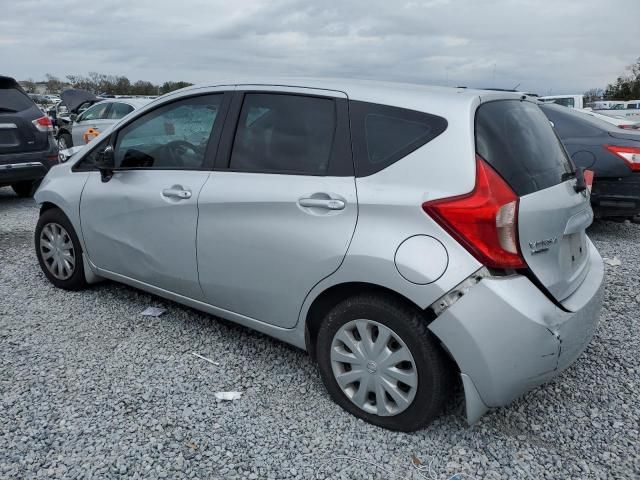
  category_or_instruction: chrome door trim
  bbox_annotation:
[0,162,44,170]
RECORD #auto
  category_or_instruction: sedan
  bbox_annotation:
[541,103,640,219]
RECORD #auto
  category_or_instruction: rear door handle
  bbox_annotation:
[162,187,192,199]
[298,198,345,210]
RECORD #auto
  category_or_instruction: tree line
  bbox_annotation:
[21,73,193,96]
[585,57,640,101]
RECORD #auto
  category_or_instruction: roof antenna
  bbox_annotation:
[513,83,521,91]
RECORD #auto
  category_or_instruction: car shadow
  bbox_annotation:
[0,186,37,206]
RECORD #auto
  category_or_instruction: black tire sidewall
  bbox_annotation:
[35,208,87,290]
[317,295,450,431]
[58,132,72,149]
[12,181,34,198]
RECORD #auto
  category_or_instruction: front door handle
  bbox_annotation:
[298,198,345,210]
[162,187,192,199]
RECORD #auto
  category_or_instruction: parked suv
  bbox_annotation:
[34,81,604,431]
[0,76,58,197]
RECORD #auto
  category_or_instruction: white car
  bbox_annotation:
[575,108,640,130]
[539,94,586,109]
[59,98,151,149]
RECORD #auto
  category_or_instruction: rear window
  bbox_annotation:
[476,100,573,196]
[540,103,615,136]
[350,101,447,177]
[0,88,35,112]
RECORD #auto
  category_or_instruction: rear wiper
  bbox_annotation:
[573,167,587,193]
[0,107,17,113]
[562,168,587,192]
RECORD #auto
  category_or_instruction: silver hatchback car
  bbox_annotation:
[34,80,604,431]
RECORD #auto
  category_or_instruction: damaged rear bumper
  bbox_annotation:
[428,241,604,424]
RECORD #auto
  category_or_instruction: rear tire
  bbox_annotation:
[316,294,451,431]
[35,208,88,290]
[11,181,35,198]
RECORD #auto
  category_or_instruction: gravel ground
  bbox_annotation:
[1,185,638,479]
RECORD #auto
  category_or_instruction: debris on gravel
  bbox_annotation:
[1,187,638,479]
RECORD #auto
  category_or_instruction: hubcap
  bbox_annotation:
[39,222,75,280]
[330,319,418,416]
[57,137,67,150]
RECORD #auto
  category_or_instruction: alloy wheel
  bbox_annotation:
[330,319,418,416]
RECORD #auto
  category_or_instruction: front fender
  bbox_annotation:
[34,164,90,252]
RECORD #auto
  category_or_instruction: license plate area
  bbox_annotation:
[0,129,20,147]
[559,231,589,284]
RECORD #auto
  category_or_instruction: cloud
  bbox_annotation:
[1,0,638,94]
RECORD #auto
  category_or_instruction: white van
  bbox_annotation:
[539,94,585,109]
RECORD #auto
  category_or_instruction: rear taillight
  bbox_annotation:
[422,155,527,269]
[32,116,53,132]
[618,124,639,130]
[605,145,640,171]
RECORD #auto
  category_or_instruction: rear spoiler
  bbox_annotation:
[0,75,26,93]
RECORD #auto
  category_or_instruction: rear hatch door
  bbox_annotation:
[476,99,593,308]
[0,78,48,156]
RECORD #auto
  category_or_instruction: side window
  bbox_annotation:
[79,103,110,122]
[73,137,110,171]
[113,95,222,170]
[107,102,134,119]
[350,101,448,176]
[229,93,336,175]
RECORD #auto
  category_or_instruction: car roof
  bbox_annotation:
[171,77,527,116]
[95,98,151,109]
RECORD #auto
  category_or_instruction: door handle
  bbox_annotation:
[162,187,192,199]
[298,198,345,210]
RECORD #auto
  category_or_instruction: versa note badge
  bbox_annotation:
[529,238,558,254]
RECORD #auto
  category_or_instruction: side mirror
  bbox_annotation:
[96,145,115,183]
[69,113,78,122]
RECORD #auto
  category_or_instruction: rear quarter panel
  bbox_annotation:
[299,91,485,321]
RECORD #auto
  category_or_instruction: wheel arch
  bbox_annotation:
[39,201,59,215]
[303,281,435,360]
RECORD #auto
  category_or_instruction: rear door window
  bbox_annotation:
[476,100,573,196]
[229,93,336,175]
[79,103,110,122]
[107,102,134,119]
[350,101,447,177]
[0,88,35,112]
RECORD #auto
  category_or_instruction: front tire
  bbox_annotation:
[317,294,451,431]
[35,208,88,290]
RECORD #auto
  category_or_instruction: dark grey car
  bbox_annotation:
[0,76,58,197]
[540,103,640,218]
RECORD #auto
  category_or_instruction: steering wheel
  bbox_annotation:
[165,140,199,167]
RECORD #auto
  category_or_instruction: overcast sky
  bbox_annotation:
[1,0,638,94]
